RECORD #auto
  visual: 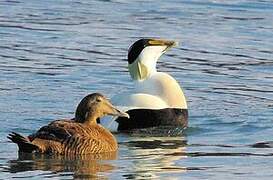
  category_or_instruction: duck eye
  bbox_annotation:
[96,97,102,102]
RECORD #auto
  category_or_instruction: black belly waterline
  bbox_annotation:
[115,108,188,131]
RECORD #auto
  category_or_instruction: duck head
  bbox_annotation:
[75,93,129,124]
[127,38,178,81]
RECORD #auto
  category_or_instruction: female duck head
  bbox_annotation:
[127,38,178,81]
[75,93,129,124]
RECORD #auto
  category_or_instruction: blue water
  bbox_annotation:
[1,0,273,179]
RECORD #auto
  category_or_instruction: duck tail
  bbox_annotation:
[7,132,39,153]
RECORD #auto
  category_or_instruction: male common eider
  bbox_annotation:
[102,38,188,131]
[8,93,129,154]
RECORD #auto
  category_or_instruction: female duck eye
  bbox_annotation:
[96,98,102,102]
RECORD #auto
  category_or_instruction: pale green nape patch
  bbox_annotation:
[128,61,149,81]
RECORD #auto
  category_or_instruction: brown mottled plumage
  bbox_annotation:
[8,93,129,155]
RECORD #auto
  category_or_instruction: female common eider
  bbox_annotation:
[8,93,129,154]
[102,38,188,132]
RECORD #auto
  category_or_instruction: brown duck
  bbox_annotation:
[8,93,129,155]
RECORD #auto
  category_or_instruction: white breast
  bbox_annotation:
[135,72,187,109]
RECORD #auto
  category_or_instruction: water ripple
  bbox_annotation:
[0,24,61,32]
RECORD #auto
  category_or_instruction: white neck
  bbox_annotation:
[128,46,167,81]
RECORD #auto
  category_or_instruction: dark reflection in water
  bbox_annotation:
[120,125,187,137]
[123,138,187,149]
[250,141,273,148]
[4,152,117,179]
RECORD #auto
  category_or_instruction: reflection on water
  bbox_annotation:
[5,152,117,179]
[121,125,187,137]
[119,137,188,179]
[2,137,188,179]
